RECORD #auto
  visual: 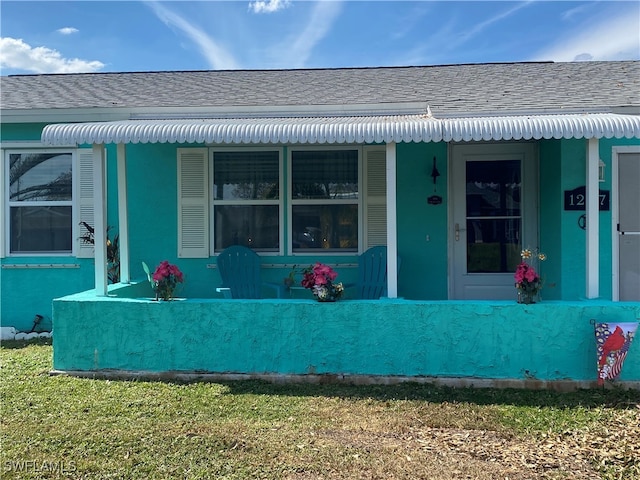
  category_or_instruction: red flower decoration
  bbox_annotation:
[301,262,344,301]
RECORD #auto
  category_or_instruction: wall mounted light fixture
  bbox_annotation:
[599,159,606,182]
[428,156,443,205]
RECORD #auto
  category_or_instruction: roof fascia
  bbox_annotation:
[610,106,640,115]
[130,102,431,119]
[5,104,637,125]
[1,108,134,124]
[433,107,616,118]
[1,102,430,124]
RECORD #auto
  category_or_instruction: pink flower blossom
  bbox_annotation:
[301,262,343,301]
[514,252,545,295]
[301,271,315,289]
[525,268,538,282]
[313,262,338,281]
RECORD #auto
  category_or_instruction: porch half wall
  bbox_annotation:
[52,285,640,387]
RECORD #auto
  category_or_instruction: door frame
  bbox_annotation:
[448,141,539,300]
[611,145,640,301]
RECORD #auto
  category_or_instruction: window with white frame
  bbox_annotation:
[290,148,359,253]
[176,145,386,259]
[212,149,281,252]
[6,150,74,254]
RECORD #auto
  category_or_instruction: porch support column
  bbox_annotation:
[93,144,108,295]
[117,143,130,283]
[586,138,600,299]
[386,142,398,298]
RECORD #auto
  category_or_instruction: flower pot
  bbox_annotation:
[156,289,175,301]
[517,291,537,304]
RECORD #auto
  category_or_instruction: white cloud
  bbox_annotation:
[560,3,591,22]
[390,4,433,41]
[533,9,640,61]
[147,1,239,70]
[280,1,342,68]
[392,2,534,66]
[0,37,105,73]
[57,27,79,35]
[456,1,533,47]
[249,0,291,14]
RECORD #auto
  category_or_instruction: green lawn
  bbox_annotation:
[1,340,638,479]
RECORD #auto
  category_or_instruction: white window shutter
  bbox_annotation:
[363,146,387,249]
[77,148,95,258]
[178,148,209,258]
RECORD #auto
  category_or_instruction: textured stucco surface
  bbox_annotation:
[53,289,640,383]
[1,259,95,332]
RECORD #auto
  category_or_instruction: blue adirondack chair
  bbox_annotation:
[356,245,391,299]
[216,245,286,299]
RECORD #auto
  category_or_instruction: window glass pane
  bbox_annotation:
[292,205,357,251]
[10,206,72,253]
[466,160,520,217]
[9,152,72,201]
[213,151,279,200]
[466,219,521,273]
[292,150,358,199]
[214,205,279,252]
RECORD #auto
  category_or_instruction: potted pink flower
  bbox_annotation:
[143,260,184,301]
[301,262,344,302]
[514,249,546,304]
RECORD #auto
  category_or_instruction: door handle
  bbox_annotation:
[455,223,466,241]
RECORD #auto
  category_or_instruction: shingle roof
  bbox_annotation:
[2,61,639,115]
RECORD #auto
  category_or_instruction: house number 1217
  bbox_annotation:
[563,186,610,211]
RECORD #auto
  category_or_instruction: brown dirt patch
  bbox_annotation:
[306,427,600,479]
[283,412,640,480]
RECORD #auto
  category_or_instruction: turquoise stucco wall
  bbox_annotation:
[0,123,50,141]
[597,137,640,299]
[125,143,182,286]
[52,288,640,384]
[1,259,95,332]
[122,143,361,298]
[0,126,119,331]
[3,123,640,331]
[123,141,449,300]
[539,139,563,299]
[551,137,640,301]
[396,142,449,300]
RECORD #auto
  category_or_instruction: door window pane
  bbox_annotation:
[466,160,520,216]
[214,205,279,251]
[466,160,521,273]
[10,206,72,253]
[467,219,521,273]
[292,205,358,251]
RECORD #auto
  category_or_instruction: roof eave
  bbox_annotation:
[7,104,638,125]
[1,102,433,124]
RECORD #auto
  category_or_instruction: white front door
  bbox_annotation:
[615,150,640,301]
[450,143,538,299]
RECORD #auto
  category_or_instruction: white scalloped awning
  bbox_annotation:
[41,113,640,145]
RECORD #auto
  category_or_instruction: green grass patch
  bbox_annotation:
[1,341,638,479]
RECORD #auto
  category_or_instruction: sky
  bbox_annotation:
[0,0,638,76]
